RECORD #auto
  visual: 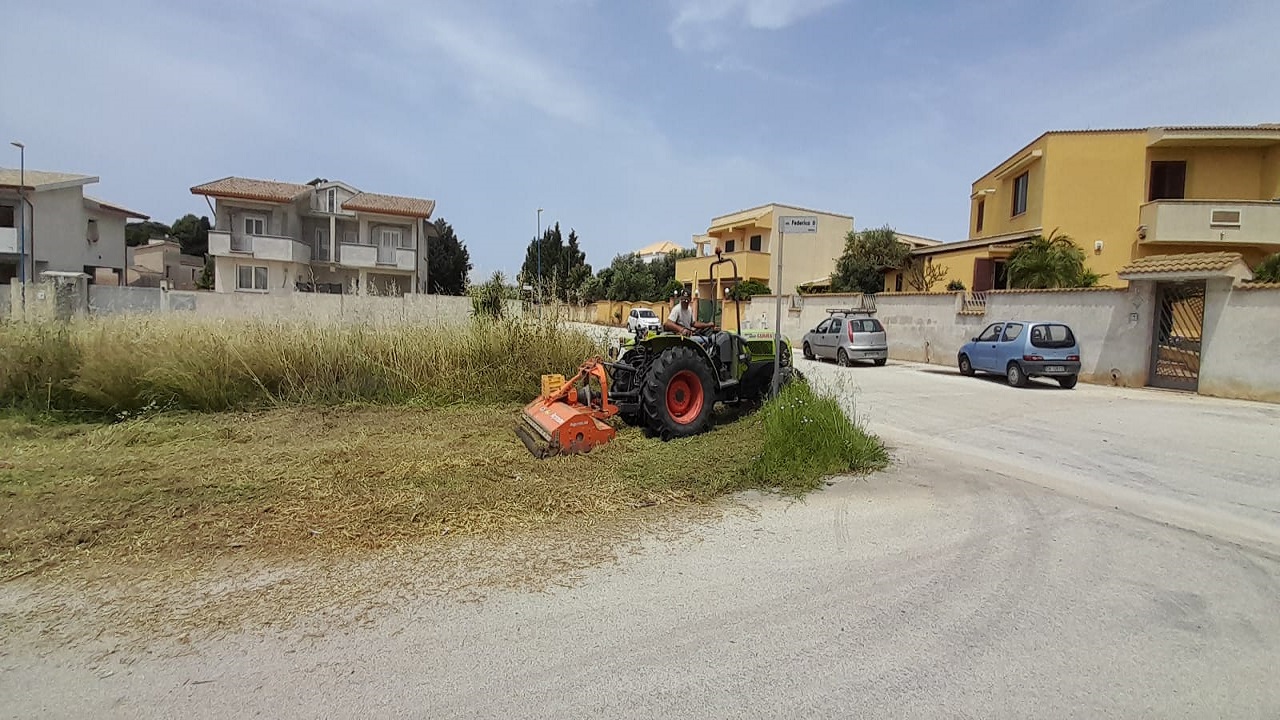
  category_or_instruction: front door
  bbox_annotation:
[970,322,1004,372]
[824,317,844,359]
[1149,281,1205,391]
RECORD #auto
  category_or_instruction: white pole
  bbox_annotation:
[771,220,785,398]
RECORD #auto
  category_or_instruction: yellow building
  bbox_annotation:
[884,124,1280,292]
[676,203,853,310]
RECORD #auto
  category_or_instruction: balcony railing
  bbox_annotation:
[961,292,988,314]
[209,230,311,263]
[676,250,772,283]
[1139,200,1280,247]
[377,245,396,265]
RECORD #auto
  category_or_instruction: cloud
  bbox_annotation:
[669,0,845,50]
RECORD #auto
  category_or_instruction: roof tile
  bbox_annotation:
[342,191,435,218]
[190,177,313,203]
[1119,252,1243,276]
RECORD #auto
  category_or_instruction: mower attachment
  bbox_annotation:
[516,358,619,459]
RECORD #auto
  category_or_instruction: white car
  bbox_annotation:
[627,308,662,333]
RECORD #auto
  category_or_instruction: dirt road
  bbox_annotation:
[4,359,1279,719]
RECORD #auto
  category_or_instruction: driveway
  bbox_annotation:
[4,359,1279,719]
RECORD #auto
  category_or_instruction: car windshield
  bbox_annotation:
[638,310,656,318]
[1030,324,1076,349]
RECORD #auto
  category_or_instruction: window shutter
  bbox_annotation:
[973,258,994,291]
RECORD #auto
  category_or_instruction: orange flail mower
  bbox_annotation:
[515,357,620,459]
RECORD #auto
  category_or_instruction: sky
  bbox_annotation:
[3,0,1279,280]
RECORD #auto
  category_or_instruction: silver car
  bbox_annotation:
[801,310,888,366]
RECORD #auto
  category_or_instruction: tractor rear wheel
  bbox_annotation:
[641,346,717,439]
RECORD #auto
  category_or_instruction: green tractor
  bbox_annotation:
[604,252,802,439]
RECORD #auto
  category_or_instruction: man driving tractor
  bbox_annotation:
[664,289,717,337]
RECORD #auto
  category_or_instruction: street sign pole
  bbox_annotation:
[771,216,819,398]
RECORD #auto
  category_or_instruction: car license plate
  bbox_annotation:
[1046,365,1065,372]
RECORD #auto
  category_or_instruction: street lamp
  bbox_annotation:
[536,207,543,319]
[10,142,25,299]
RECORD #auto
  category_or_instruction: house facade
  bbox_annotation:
[884,124,1280,292]
[192,176,435,295]
[0,168,148,285]
[126,238,206,290]
[676,203,853,310]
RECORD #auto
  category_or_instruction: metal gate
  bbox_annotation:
[1149,281,1206,391]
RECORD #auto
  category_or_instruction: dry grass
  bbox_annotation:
[0,405,772,579]
[0,315,601,416]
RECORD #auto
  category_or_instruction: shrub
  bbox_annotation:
[469,271,511,319]
[1253,253,1280,283]
[946,280,966,291]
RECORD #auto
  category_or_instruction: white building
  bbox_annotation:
[191,176,436,295]
[0,168,148,285]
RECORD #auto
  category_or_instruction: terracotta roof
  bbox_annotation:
[342,191,435,218]
[636,240,684,255]
[0,167,97,191]
[989,286,1124,294]
[190,176,313,204]
[1239,282,1280,290]
[1119,252,1243,276]
[84,195,149,219]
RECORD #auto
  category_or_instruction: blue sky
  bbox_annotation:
[3,0,1279,280]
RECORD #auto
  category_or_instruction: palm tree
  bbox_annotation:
[1253,253,1280,283]
[1006,229,1101,289]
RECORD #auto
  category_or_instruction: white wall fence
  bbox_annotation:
[5,282,518,326]
[746,284,1280,404]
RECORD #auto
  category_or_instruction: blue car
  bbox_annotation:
[957,321,1082,389]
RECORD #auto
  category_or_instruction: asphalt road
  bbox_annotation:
[5,359,1280,719]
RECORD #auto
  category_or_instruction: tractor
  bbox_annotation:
[516,251,801,457]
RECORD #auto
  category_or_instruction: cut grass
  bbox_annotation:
[0,382,886,579]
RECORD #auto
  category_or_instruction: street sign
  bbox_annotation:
[779,216,818,233]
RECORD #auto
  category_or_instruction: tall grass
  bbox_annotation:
[0,316,603,417]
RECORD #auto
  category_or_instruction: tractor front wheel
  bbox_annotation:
[642,346,717,439]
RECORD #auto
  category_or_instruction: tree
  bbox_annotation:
[729,279,771,300]
[518,222,592,303]
[196,257,214,290]
[470,271,515,319]
[426,218,472,295]
[170,214,212,257]
[830,226,911,294]
[125,220,172,247]
[604,253,658,301]
[1006,229,1101,289]
[1252,253,1280,283]
[904,257,949,292]
[576,275,606,304]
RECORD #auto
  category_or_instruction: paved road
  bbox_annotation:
[5,360,1279,719]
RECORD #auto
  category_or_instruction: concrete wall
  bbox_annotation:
[0,283,9,317]
[89,284,164,314]
[1198,282,1280,403]
[32,187,88,273]
[86,209,127,272]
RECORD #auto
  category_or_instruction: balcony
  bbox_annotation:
[1139,200,1280,247]
[209,230,312,263]
[338,243,416,271]
[676,251,772,284]
[0,227,17,254]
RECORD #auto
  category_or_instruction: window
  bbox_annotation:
[243,215,266,236]
[1029,324,1076,349]
[850,318,884,333]
[344,230,358,245]
[814,319,831,334]
[1148,161,1186,201]
[236,264,269,291]
[1210,209,1242,227]
[380,229,403,247]
[978,324,1004,342]
[327,188,337,213]
[0,204,15,228]
[724,239,736,253]
[975,199,985,233]
[894,273,903,292]
[828,318,843,335]
[1011,171,1029,217]
[86,218,99,243]
[993,260,1009,290]
[749,234,762,251]
[1001,323,1024,342]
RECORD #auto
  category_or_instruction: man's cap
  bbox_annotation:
[678,289,691,300]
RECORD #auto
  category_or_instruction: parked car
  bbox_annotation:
[957,321,1082,388]
[801,310,888,366]
[627,307,661,333]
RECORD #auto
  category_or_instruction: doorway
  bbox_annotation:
[1149,281,1205,391]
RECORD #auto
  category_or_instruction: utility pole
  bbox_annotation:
[10,141,25,309]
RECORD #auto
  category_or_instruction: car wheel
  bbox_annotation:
[1006,362,1026,388]
[873,358,887,367]
[802,342,815,361]
[837,349,851,367]
[958,354,974,377]
[1058,374,1078,389]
